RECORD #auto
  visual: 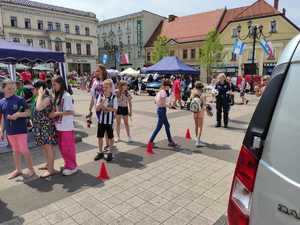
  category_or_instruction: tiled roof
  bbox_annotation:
[145,0,284,47]
[0,0,96,18]
[234,0,281,21]
[145,9,225,47]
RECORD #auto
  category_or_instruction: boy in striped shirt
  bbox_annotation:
[94,79,118,161]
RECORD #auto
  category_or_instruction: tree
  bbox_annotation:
[151,36,169,63]
[199,29,224,82]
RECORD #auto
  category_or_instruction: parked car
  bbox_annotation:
[227,34,300,225]
[146,79,162,96]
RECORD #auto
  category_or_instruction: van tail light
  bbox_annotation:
[228,146,259,225]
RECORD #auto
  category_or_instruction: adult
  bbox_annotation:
[39,71,47,81]
[239,75,249,105]
[255,75,271,97]
[32,80,57,178]
[215,73,231,128]
[172,75,182,108]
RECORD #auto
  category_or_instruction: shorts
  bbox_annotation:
[97,124,114,139]
[7,133,29,154]
[117,106,129,116]
[240,91,245,97]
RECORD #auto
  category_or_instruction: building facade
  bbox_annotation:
[0,0,98,74]
[98,10,165,70]
[218,0,299,76]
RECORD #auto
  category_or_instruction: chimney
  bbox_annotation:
[282,8,286,16]
[274,0,279,10]
[168,15,177,22]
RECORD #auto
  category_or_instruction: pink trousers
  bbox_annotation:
[57,131,77,170]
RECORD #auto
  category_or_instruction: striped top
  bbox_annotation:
[96,94,118,125]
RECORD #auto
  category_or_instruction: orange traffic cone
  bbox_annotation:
[97,161,110,181]
[185,128,192,140]
[146,142,154,155]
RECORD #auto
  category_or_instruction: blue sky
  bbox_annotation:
[36,0,300,26]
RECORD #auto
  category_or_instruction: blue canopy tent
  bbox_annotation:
[0,39,68,86]
[143,56,200,76]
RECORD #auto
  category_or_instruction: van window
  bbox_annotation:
[263,62,300,182]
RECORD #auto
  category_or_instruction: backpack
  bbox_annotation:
[190,97,202,113]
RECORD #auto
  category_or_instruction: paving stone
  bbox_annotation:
[188,215,214,225]
[45,210,69,225]
[113,191,135,202]
[109,216,134,225]
[63,203,84,216]
[123,209,146,224]
[163,215,189,225]
[21,210,42,223]
[185,201,208,214]
[112,202,134,215]
[149,196,169,207]
[159,190,181,201]
[72,210,95,224]
[99,209,121,224]
[38,204,60,217]
[103,196,123,208]
[24,218,50,225]
[200,207,224,222]
[55,198,78,210]
[135,216,160,225]
[174,208,197,224]
[137,190,157,201]
[126,196,145,208]
[138,202,158,216]
[149,208,172,223]
[55,218,77,225]
[87,203,110,216]
[160,201,183,215]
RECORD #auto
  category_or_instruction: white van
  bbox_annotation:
[227,34,300,225]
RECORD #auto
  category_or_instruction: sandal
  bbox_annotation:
[23,170,36,178]
[38,165,48,171]
[40,170,59,179]
[8,170,22,180]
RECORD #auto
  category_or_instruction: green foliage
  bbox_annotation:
[152,36,169,63]
[199,29,224,81]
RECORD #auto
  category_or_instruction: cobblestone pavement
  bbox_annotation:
[0,90,258,225]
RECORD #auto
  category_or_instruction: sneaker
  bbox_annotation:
[62,168,78,176]
[94,152,104,161]
[105,152,114,162]
[115,137,120,143]
[224,124,228,128]
[215,124,221,128]
[168,142,178,147]
[127,136,133,143]
[196,140,206,147]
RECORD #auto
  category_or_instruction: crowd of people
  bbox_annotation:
[0,63,271,180]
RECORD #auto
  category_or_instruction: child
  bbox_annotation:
[94,79,118,161]
[50,76,78,176]
[115,80,132,143]
[0,79,35,179]
[148,79,177,147]
[190,81,207,147]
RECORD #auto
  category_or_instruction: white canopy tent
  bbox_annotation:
[120,68,140,77]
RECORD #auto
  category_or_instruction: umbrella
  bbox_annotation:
[120,68,140,77]
[107,69,120,77]
[32,64,53,71]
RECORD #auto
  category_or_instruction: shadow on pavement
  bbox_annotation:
[110,152,145,169]
[24,170,102,193]
[0,200,24,224]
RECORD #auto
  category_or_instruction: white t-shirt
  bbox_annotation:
[55,92,75,131]
[90,79,115,100]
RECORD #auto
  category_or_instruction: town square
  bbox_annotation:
[0,0,299,225]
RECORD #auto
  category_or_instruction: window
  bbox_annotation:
[64,24,70,33]
[183,49,188,59]
[248,51,255,61]
[232,28,238,38]
[147,52,151,62]
[26,39,33,46]
[86,44,91,56]
[270,20,277,33]
[190,49,196,59]
[170,50,175,56]
[127,35,130,45]
[76,43,81,55]
[128,51,131,61]
[48,22,53,31]
[56,23,61,32]
[54,40,62,52]
[12,37,20,43]
[75,25,80,35]
[85,27,90,36]
[37,20,43,30]
[231,52,237,62]
[25,18,31,29]
[66,42,72,54]
[39,40,46,48]
[10,16,17,27]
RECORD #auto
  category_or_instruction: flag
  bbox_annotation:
[260,39,273,56]
[233,39,246,56]
[101,54,109,64]
[121,53,129,64]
